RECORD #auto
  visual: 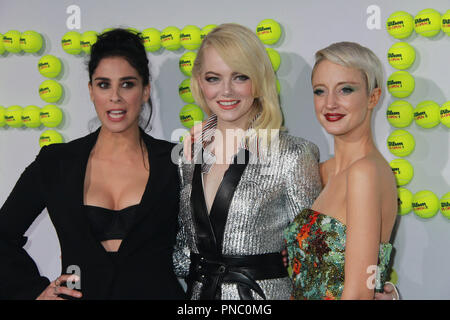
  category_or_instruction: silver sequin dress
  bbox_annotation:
[173,117,322,300]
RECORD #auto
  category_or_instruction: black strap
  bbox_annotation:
[191,163,217,254]
[190,149,250,255]
[209,149,249,254]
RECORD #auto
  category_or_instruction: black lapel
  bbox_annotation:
[209,149,249,254]
[58,128,107,254]
[60,128,100,216]
[190,149,250,256]
[118,130,172,257]
[191,162,218,255]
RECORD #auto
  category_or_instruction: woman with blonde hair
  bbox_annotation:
[284,42,397,300]
[174,23,322,300]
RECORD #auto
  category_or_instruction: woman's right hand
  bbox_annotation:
[36,274,82,300]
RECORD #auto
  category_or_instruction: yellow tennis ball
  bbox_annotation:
[141,28,161,52]
[126,27,140,35]
[386,11,415,39]
[38,55,62,78]
[5,106,23,128]
[266,48,281,72]
[40,104,63,128]
[387,42,415,70]
[387,71,415,98]
[22,105,42,128]
[39,80,63,103]
[397,187,413,215]
[390,159,414,186]
[412,190,440,219]
[386,100,414,128]
[3,30,22,53]
[387,129,415,157]
[440,101,450,128]
[39,129,63,148]
[101,28,114,35]
[179,104,204,128]
[0,106,6,127]
[179,78,195,104]
[414,8,441,37]
[442,10,450,35]
[80,31,98,54]
[440,192,450,219]
[179,51,197,77]
[20,30,43,53]
[180,25,202,50]
[201,24,217,40]
[0,33,5,55]
[256,19,282,45]
[160,26,181,51]
[414,100,441,129]
[61,31,82,54]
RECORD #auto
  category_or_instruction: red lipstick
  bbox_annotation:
[324,113,345,122]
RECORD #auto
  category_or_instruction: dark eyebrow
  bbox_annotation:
[120,76,139,81]
[93,76,139,81]
[93,77,110,81]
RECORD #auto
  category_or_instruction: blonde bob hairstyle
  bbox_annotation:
[312,41,384,95]
[190,23,283,135]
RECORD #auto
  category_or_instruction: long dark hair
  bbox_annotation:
[88,28,153,131]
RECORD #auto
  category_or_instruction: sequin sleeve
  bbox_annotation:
[172,146,191,278]
[282,135,322,222]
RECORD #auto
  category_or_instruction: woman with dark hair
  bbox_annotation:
[0,29,185,300]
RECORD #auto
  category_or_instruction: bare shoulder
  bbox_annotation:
[346,155,389,187]
[348,157,378,175]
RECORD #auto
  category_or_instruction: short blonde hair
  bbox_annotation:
[191,23,283,134]
[312,41,383,95]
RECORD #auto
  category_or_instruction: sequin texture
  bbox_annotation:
[284,209,393,300]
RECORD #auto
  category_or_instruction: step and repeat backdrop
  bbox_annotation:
[0,0,449,299]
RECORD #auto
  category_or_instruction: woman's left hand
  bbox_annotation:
[374,282,399,300]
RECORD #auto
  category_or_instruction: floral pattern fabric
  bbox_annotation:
[284,209,392,300]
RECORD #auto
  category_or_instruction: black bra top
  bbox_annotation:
[84,204,139,242]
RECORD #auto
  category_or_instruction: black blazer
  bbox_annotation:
[0,128,185,299]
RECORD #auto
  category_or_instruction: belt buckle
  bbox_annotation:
[199,257,228,275]
[218,265,226,274]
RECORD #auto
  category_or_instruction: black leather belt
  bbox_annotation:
[187,252,288,300]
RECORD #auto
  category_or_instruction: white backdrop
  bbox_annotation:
[0,0,449,299]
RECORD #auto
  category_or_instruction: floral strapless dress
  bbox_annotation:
[284,209,392,300]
